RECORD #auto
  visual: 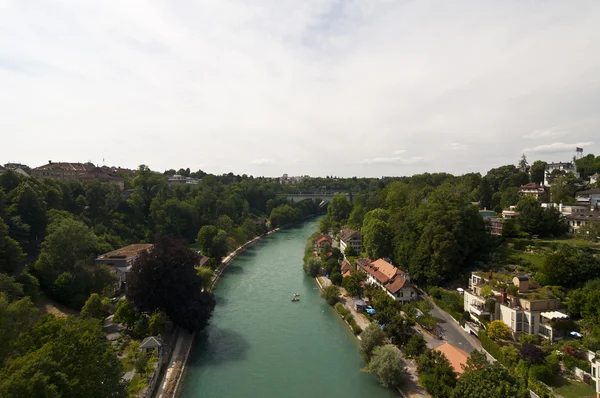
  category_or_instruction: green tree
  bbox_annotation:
[549,174,578,204]
[113,298,139,329]
[80,293,108,319]
[0,218,25,274]
[341,272,363,297]
[321,285,340,306]
[386,314,410,346]
[196,266,214,290]
[487,320,511,340]
[453,362,528,398]
[417,349,457,398]
[0,274,24,302]
[530,160,547,184]
[359,322,387,361]
[196,225,229,262]
[0,293,38,366]
[403,332,427,358]
[362,345,405,388]
[303,257,321,277]
[327,194,352,223]
[269,204,301,228]
[362,218,392,259]
[0,316,127,398]
[149,311,173,336]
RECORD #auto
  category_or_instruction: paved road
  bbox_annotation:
[426,298,480,354]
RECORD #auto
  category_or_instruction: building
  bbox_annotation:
[519,183,549,202]
[32,161,95,181]
[0,165,5,174]
[167,174,201,187]
[316,235,333,249]
[576,188,600,209]
[434,343,470,376]
[140,336,163,354]
[339,229,362,256]
[591,173,599,186]
[565,210,600,234]
[591,354,600,398]
[95,244,153,293]
[544,162,578,187]
[465,272,569,341]
[78,167,125,189]
[198,256,209,268]
[357,258,417,303]
[3,163,30,177]
[502,208,518,219]
[479,210,503,235]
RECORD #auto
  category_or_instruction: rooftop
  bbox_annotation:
[434,342,470,375]
[96,244,153,261]
[33,161,93,171]
[339,229,361,241]
[359,258,411,294]
[577,188,600,195]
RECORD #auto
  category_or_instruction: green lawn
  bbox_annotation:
[548,376,596,398]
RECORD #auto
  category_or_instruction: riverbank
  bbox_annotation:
[155,228,281,398]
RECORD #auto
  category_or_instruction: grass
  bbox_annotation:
[35,293,79,318]
[548,376,596,398]
[189,242,202,251]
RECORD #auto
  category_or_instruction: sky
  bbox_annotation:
[1,1,599,178]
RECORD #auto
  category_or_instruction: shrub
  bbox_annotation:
[478,330,505,364]
[403,333,427,358]
[351,321,362,335]
[520,344,545,365]
[321,285,340,306]
[563,354,591,372]
[429,286,441,299]
[487,320,511,340]
[519,334,540,345]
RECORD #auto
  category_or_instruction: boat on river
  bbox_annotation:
[291,297,300,302]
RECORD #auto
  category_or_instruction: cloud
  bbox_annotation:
[523,142,594,153]
[393,149,407,155]
[251,158,275,165]
[359,156,426,165]
[445,143,467,151]
[524,127,566,139]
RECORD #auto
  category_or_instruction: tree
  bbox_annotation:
[0,316,127,398]
[0,274,24,302]
[113,298,139,329]
[530,160,547,184]
[362,218,392,259]
[550,174,578,204]
[196,225,229,262]
[0,293,38,366]
[487,320,511,340]
[417,349,457,398]
[0,218,25,274]
[327,194,352,223]
[403,332,427,358]
[500,344,521,367]
[518,154,529,173]
[321,285,340,306]
[81,293,108,319]
[359,322,387,361]
[149,311,173,336]
[196,266,214,290]
[269,204,301,228]
[519,344,545,365]
[128,236,216,331]
[362,345,405,388]
[341,272,363,297]
[453,362,528,398]
[303,257,321,277]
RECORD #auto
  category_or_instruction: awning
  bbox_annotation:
[540,311,569,320]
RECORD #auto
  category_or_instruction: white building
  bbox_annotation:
[576,188,600,209]
[339,229,362,255]
[357,258,417,304]
[544,162,578,187]
[168,174,201,187]
[590,354,600,398]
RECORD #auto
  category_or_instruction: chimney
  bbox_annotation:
[501,288,507,305]
[48,160,52,164]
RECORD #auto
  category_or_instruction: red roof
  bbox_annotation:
[340,260,352,273]
[317,235,332,245]
[359,258,412,294]
[434,343,470,375]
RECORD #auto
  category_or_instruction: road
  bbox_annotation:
[426,298,481,353]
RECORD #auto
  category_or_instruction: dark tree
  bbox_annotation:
[128,236,216,332]
[519,344,545,365]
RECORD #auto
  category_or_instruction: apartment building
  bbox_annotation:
[339,229,362,256]
[357,258,417,304]
[465,271,569,341]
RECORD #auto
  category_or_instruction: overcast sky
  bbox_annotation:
[1,1,599,177]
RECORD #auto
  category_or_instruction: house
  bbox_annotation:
[340,259,352,274]
[576,188,600,209]
[3,163,30,177]
[198,256,210,268]
[355,298,368,312]
[95,244,153,293]
[519,183,549,202]
[316,235,332,249]
[465,272,568,341]
[168,174,201,187]
[339,229,362,256]
[32,161,95,181]
[502,207,518,219]
[544,161,579,187]
[78,167,125,189]
[565,210,600,234]
[591,173,599,186]
[140,336,163,354]
[434,343,470,376]
[357,258,417,303]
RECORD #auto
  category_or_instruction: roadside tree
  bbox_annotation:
[360,322,386,362]
[362,345,405,388]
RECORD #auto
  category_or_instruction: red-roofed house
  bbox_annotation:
[519,183,548,202]
[357,258,417,303]
[434,343,470,376]
[317,235,332,249]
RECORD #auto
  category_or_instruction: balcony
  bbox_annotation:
[469,303,490,316]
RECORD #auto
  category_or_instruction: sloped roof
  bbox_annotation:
[355,258,372,269]
[520,183,545,190]
[79,167,124,182]
[317,235,332,245]
[96,244,153,261]
[342,271,351,278]
[339,229,361,241]
[386,276,411,294]
[434,343,470,375]
[140,336,162,349]
[578,188,600,195]
[198,256,209,267]
[33,162,92,171]
[340,260,352,273]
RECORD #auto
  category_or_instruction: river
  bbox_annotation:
[180,218,396,398]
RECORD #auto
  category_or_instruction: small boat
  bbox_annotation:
[293,293,300,297]
[291,297,300,302]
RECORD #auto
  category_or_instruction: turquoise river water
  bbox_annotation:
[180,218,396,398]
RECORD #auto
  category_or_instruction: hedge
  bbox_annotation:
[478,330,506,365]
[528,379,553,398]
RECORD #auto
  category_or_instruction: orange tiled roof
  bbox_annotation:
[434,342,470,375]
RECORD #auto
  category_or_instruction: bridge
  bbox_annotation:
[279,192,350,203]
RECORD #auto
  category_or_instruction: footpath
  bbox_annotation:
[315,274,430,398]
[154,229,280,398]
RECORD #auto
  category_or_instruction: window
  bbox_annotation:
[400,292,403,297]
[411,291,415,297]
